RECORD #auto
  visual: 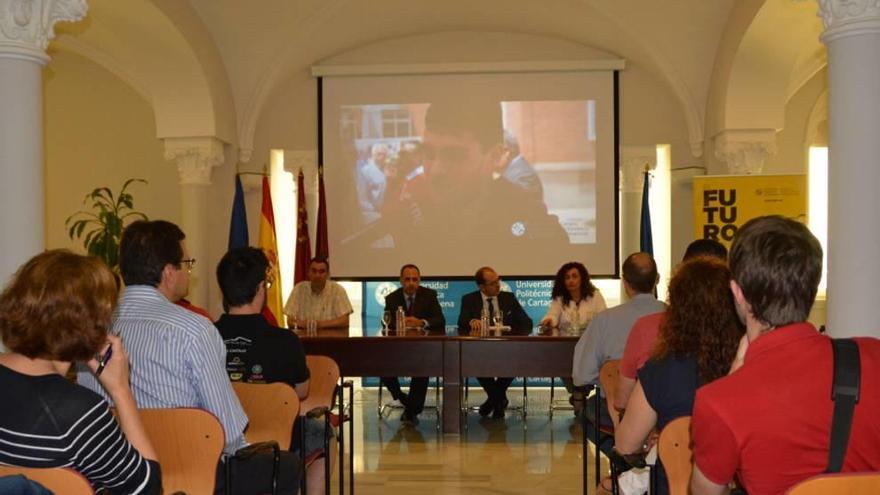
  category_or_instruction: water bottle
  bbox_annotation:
[480,306,489,337]
[396,306,406,335]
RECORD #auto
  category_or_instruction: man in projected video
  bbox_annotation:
[377,98,566,258]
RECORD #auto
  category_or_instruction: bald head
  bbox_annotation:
[622,252,658,294]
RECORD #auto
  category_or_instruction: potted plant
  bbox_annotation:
[65,178,149,271]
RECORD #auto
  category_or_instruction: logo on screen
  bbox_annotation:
[501,282,513,293]
[511,221,526,237]
[375,282,399,306]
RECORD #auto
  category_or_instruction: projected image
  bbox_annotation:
[336,99,597,259]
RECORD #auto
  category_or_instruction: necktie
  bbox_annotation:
[487,298,496,322]
[406,295,414,315]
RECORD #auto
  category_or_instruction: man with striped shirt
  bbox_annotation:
[78,220,248,454]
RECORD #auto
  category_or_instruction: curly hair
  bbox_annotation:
[652,256,744,383]
[551,262,597,304]
[0,250,118,361]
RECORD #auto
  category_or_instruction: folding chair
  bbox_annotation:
[658,416,692,495]
[139,408,224,494]
[0,466,94,495]
[232,381,299,449]
[582,360,620,493]
[306,355,353,495]
[785,472,880,495]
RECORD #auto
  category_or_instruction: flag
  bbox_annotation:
[228,174,249,250]
[639,170,654,256]
[259,177,282,326]
[315,167,329,259]
[294,170,312,285]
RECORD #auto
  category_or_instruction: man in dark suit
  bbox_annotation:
[381,264,446,425]
[457,266,533,419]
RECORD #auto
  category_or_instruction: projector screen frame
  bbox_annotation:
[314,63,622,281]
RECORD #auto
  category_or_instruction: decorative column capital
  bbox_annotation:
[713,129,777,175]
[284,150,317,177]
[164,137,225,186]
[620,146,656,193]
[818,0,880,43]
[0,0,87,64]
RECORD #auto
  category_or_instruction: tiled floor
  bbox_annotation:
[328,387,608,494]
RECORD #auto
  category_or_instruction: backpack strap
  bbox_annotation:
[826,338,861,473]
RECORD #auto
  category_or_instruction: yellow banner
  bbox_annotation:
[693,174,807,248]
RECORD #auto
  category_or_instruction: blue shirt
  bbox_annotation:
[78,286,248,454]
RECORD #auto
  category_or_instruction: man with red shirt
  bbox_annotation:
[690,216,880,495]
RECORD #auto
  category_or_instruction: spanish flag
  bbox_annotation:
[259,177,282,326]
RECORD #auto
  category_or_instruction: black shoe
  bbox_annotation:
[478,399,494,417]
[492,398,509,419]
[398,392,409,408]
[401,411,420,426]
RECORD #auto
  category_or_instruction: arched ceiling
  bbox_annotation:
[50,0,236,143]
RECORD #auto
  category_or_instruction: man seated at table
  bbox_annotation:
[457,266,532,419]
[284,256,353,329]
[215,247,332,495]
[380,263,446,426]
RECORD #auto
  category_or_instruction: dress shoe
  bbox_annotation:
[478,399,494,417]
[401,411,420,426]
[492,398,509,419]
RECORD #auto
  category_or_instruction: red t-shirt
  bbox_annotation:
[619,312,664,379]
[692,323,880,495]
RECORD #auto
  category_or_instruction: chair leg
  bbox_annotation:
[549,377,555,420]
[582,397,588,495]
[377,381,384,417]
[522,379,528,419]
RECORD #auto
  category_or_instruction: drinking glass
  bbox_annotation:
[307,319,317,337]
[381,310,391,335]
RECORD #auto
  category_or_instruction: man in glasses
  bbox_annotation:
[215,246,333,495]
[457,266,533,419]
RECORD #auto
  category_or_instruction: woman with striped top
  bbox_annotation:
[0,250,161,494]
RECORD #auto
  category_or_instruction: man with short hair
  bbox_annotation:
[215,247,331,495]
[691,216,880,495]
[614,238,728,411]
[572,252,665,456]
[457,266,533,419]
[380,264,446,425]
[284,257,353,329]
[79,220,248,454]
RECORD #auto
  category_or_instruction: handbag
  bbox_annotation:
[222,441,291,495]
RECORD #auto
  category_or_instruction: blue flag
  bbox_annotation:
[228,175,249,250]
[639,171,653,256]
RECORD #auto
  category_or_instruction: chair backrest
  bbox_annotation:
[0,466,94,494]
[658,416,693,495]
[233,381,300,450]
[302,355,341,415]
[139,408,224,494]
[598,359,621,428]
[785,472,880,495]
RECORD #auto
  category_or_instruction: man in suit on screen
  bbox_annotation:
[380,264,446,425]
[457,266,533,419]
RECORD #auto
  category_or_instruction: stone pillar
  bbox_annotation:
[0,0,86,285]
[818,1,880,338]
[713,129,777,175]
[164,137,225,308]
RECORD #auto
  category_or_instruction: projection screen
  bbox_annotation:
[319,66,620,278]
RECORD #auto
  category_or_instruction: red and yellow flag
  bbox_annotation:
[259,177,282,326]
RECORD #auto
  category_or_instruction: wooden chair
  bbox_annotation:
[232,381,300,450]
[592,360,621,492]
[658,416,692,495]
[0,466,94,494]
[305,355,348,494]
[785,472,880,495]
[139,408,224,494]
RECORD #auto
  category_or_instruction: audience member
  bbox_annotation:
[572,252,665,459]
[284,257,353,329]
[381,264,446,425]
[0,250,161,494]
[691,215,880,494]
[215,247,332,495]
[458,266,533,419]
[615,238,728,411]
[77,220,300,493]
[614,257,742,495]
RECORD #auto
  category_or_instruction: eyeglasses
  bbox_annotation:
[179,258,196,273]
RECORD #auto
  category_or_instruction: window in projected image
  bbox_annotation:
[339,100,597,251]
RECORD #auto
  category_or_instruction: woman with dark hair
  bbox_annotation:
[540,261,606,332]
[0,250,161,494]
[614,257,743,495]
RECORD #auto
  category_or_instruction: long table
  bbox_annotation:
[301,330,578,434]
